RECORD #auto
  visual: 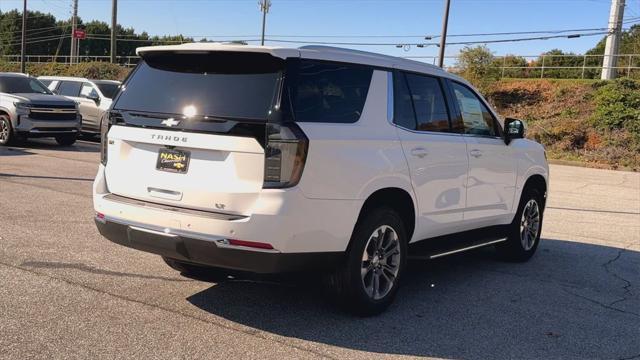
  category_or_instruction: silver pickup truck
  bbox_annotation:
[0,73,81,146]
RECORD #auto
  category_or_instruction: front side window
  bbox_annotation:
[451,82,498,137]
[57,81,82,97]
[0,76,51,94]
[286,60,373,123]
[80,83,98,99]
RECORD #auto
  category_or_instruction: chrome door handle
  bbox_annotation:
[470,149,483,158]
[411,148,428,158]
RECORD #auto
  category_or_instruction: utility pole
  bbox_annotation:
[110,0,117,63]
[601,0,625,80]
[259,0,271,46]
[21,0,27,73]
[70,0,78,64]
[437,0,451,68]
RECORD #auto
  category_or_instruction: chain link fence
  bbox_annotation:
[2,53,639,78]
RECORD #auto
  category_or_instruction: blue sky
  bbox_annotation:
[2,0,640,63]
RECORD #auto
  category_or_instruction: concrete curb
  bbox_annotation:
[547,159,637,173]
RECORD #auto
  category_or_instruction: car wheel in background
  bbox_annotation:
[55,133,78,146]
[0,115,14,146]
[325,207,407,316]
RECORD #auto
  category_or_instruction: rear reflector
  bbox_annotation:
[227,239,274,250]
[95,212,106,223]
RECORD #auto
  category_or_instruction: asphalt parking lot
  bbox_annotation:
[0,139,638,360]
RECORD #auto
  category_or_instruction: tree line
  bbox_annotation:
[0,9,200,60]
[456,24,640,81]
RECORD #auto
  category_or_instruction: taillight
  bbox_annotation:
[100,111,122,165]
[263,122,308,188]
[100,113,109,165]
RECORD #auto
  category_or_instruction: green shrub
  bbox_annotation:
[590,78,640,150]
[0,61,130,81]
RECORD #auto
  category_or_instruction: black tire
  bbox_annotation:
[55,133,77,146]
[325,207,407,316]
[0,115,14,146]
[162,257,229,281]
[496,186,545,262]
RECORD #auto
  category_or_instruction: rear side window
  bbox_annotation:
[450,82,498,137]
[405,74,450,132]
[57,81,82,97]
[287,60,373,123]
[393,72,450,132]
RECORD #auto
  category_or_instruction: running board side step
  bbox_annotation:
[427,238,507,259]
[408,225,509,260]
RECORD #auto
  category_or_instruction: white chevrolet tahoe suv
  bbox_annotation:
[38,76,121,136]
[0,73,81,146]
[94,44,548,315]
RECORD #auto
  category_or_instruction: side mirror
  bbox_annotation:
[504,118,526,145]
[88,94,101,105]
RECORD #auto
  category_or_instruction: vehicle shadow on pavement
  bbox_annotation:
[4,139,100,153]
[187,238,640,359]
[21,261,192,283]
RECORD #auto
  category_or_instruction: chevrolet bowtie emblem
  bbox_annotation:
[161,118,180,127]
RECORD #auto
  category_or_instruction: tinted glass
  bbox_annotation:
[57,81,82,97]
[451,82,497,136]
[288,60,373,123]
[39,79,52,86]
[95,83,119,99]
[404,74,450,132]
[0,76,51,94]
[393,72,416,130]
[114,52,283,120]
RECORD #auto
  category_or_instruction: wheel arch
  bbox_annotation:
[0,107,11,118]
[351,187,417,251]
[522,174,548,209]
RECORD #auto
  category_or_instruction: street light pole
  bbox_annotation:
[110,0,117,63]
[601,0,625,80]
[259,0,271,46]
[437,0,451,68]
[71,0,78,64]
[21,0,27,73]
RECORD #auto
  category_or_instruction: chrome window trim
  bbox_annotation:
[461,133,505,141]
[392,122,464,137]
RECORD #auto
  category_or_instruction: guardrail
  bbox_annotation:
[404,54,640,79]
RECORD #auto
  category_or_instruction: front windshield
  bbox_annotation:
[0,76,52,94]
[95,83,119,99]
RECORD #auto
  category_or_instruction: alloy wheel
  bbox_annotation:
[0,118,9,143]
[520,199,540,251]
[361,225,401,300]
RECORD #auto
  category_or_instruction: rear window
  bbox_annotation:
[95,83,119,99]
[285,60,373,123]
[114,52,284,121]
